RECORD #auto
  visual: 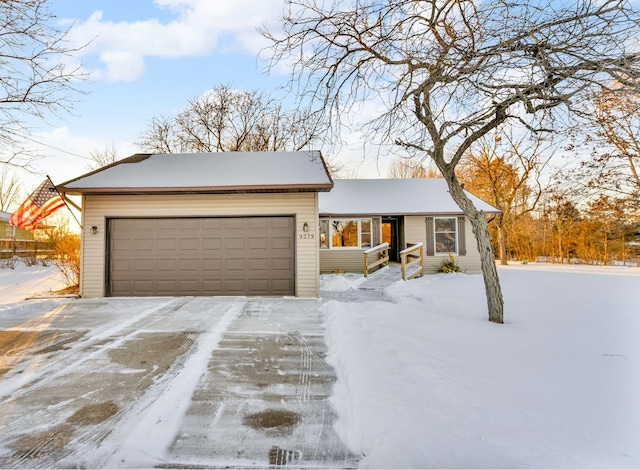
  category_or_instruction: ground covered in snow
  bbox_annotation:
[0,261,67,306]
[0,260,639,468]
[321,263,640,468]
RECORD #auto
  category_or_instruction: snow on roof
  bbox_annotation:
[59,151,333,194]
[319,179,500,215]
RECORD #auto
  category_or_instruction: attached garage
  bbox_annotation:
[58,151,333,298]
[108,216,295,296]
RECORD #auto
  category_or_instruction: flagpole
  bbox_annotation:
[47,175,82,229]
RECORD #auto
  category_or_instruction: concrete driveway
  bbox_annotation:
[0,296,359,468]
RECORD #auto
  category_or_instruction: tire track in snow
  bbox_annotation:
[100,300,245,468]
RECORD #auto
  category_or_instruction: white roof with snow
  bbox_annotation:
[319,179,499,215]
[59,151,333,194]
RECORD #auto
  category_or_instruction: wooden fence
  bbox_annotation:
[0,239,55,260]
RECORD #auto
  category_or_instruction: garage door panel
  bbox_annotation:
[224,279,246,294]
[272,237,292,250]
[248,237,269,250]
[202,279,223,293]
[248,279,269,293]
[133,259,154,272]
[157,238,177,250]
[202,218,224,230]
[112,239,132,251]
[224,218,247,230]
[272,279,293,294]
[108,216,294,296]
[272,258,293,271]
[201,259,223,271]
[248,258,269,271]
[271,218,293,229]
[202,238,222,250]
[225,258,246,272]
[248,218,269,229]
[225,238,246,250]
[132,280,154,294]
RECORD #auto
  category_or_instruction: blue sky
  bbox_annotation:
[18,0,382,192]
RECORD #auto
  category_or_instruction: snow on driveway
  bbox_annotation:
[0,295,356,469]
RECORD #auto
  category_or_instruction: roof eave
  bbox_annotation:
[59,182,334,196]
[319,209,502,217]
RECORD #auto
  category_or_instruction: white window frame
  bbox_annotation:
[434,216,458,255]
[319,218,372,250]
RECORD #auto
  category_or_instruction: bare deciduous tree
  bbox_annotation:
[0,0,85,168]
[263,0,640,323]
[589,88,640,194]
[88,143,122,170]
[388,158,441,179]
[0,168,21,211]
[457,128,554,265]
[138,84,326,154]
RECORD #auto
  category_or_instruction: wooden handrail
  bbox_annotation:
[363,242,390,278]
[401,242,424,281]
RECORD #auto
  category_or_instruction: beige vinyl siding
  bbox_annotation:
[319,249,365,273]
[80,192,319,298]
[403,216,426,250]
[411,215,483,274]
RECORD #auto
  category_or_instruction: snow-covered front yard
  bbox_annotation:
[1,261,639,468]
[321,263,640,468]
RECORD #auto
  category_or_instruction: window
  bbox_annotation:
[319,219,329,249]
[5,224,15,238]
[319,218,372,249]
[360,219,371,248]
[434,217,457,254]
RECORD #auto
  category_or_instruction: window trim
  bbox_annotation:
[319,217,373,250]
[434,216,458,255]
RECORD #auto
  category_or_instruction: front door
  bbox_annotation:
[382,218,399,262]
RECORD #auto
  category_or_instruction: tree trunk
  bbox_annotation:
[498,222,508,266]
[444,174,504,324]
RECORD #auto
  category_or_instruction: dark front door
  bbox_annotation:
[382,217,400,262]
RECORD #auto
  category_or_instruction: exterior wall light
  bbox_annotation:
[90,225,98,235]
[303,222,309,232]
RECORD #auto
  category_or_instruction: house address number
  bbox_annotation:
[299,233,315,240]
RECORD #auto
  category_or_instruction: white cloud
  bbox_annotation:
[67,0,283,82]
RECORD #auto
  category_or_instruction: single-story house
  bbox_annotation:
[58,151,498,299]
[318,179,499,274]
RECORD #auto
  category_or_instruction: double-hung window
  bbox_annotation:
[434,217,457,255]
[319,218,372,249]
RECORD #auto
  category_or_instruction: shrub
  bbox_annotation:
[0,256,17,269]
[45,227,80,288]
[438,253,461,273]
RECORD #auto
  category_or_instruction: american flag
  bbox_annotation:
[9,179,66,232]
